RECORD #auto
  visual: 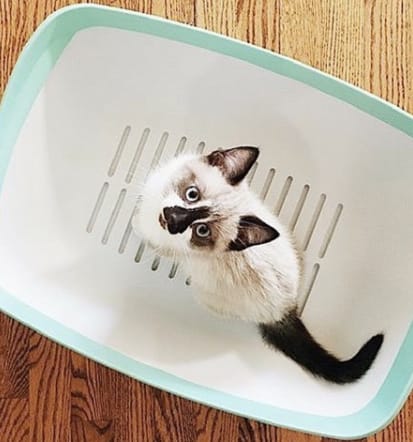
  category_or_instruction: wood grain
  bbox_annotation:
[195,0,280,51]
[114,376,156,441]
[0,1,412,441]
[29,334,72,441]
[70,354,116,440]
[194,406,238,441]
[280,0,364,87]
[0,398,29,442]
[0,313,30,398]
[364,0,413,111]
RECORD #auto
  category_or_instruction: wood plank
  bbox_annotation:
[194,405,239,441]
[29,333,71,442]
[152,390,195,441]
[0,313,30,398]
[195,0,280,51]
[238,417,279,442]
[280,0,364,86]
[0,398,29,442]
[70,353,116,440]
[115,375,156,441]
[364,0,413,111]
[71,415,114,442]
[151,0,195,23]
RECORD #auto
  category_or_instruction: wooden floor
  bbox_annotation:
[0,1,412,441]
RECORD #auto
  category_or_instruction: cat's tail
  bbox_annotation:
[259,310,384,384]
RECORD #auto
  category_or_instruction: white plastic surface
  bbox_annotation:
[0,27,413,417]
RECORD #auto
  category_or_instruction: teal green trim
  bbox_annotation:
[0,5,412,439]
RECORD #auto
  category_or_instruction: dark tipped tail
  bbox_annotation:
[259,311,384,384]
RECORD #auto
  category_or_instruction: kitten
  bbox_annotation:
[132,146,383,384]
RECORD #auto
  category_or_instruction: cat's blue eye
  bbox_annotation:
[195,223,210,238]
[185,186,200,202]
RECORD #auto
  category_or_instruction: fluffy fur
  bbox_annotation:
[132,146,383,383]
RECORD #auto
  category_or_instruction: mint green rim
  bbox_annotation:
[0,5,412,439]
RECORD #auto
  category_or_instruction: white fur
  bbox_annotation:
[189,198,300,323]
[132,154,301,324]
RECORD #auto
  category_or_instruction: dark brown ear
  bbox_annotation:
[206,146,259,185]
[228,215,279,251]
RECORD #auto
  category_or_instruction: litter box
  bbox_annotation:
[0,4,412,439]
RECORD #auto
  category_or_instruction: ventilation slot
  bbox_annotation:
[119,133,169,254]
[174,137,187,156]
[298,263,320,315]
[125,128,150,184]
[289,184,310,231]
[108,126,131,177]
[86,182,109,233]
[260,168,275,200]
[247,162,258,185]
[147,132,169,177]
[169,262,179,279]
[319,204,343,258]
[274,176,293,216]
[196,142,206,154]
[151,256,161,271]
[134,240,146,263]
[102,189,127,244]
[118,207,135,254]
[302,193,326,251]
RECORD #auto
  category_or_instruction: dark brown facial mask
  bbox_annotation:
[163,206,210,234]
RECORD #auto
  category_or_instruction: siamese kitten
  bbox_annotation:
[132,146,383,384]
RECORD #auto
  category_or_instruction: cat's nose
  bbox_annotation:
[163,206,189,234]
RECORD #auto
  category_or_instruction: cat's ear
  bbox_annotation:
[229,215,279,251]
[206,146,259,185]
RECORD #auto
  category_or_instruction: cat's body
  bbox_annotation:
[187,194,299,323]
[133,146,383,384]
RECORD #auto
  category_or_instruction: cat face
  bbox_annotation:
[132,147,279,257]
